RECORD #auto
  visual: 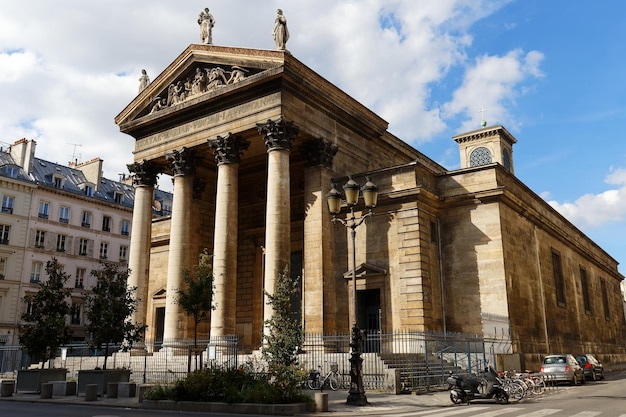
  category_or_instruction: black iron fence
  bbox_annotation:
[0,331,507,392]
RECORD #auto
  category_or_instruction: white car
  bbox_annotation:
[540,354,585,385]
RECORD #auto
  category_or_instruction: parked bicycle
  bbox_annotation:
[307,362,341,391]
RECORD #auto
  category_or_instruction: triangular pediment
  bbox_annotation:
[343,263,388,279]
[116,44,288,128]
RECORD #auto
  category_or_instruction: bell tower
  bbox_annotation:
[453,125,517,174]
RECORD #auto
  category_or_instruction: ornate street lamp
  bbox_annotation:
[326,175,378,406]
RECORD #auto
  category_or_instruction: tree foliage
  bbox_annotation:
[19,258,73,368]
[175,249,215,347]
[262,266,305,400]
[84,262,146,369]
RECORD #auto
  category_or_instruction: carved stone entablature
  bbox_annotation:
[257,117,299,152]
[300,137,339,169]
[208,133,251,165]
[149,64,252,115]
[166,147,198,177]
[127,160,159,187]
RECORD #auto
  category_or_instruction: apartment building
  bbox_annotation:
[0,139,171,345]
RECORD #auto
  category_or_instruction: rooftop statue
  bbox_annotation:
[138,69,150,93]
[198,7,215,44]
[272,9,289,50]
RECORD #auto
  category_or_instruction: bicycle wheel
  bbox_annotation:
[329,373,340,390]
[307,378,318,390]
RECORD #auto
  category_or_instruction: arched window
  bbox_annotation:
[469,147,492,167]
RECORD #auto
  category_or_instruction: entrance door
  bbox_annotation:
[155,307,165,352]
[358,289,381,353]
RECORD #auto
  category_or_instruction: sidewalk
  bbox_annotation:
[1,363,625,416]
[0,386,453,415]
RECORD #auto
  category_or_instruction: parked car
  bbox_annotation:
[540,354,585,385]
[576,354,604,381]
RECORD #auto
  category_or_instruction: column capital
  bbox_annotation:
[301,138,339,169]
[127,160,159,187]
[257,117,299,152]
[208,133,251,165]
[166,147,198,177]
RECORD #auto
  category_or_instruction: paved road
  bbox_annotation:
[1,368,625,417]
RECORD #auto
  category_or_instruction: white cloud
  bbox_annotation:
[548,168,626,229]
[442,49,545,132]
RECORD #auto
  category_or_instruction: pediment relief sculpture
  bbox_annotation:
[149,64,252,115]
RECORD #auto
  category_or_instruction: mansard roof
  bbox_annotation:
[0,153,33,183]
[29,157,136,209]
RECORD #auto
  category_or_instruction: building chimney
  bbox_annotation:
[9,138,36,173]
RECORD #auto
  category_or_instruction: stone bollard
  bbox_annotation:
[315,392,328,412]
[137,384,152,403]
[85,384,98,401]
[40,383,53,399]
[1,380,15,397]
[118,382,136,397]
[106,382,119,398]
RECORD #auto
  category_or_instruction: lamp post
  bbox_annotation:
[326,175,378,406]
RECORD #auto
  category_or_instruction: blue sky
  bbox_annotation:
[0,0,624,275]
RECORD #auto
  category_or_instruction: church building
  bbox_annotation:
[115,42,625,369]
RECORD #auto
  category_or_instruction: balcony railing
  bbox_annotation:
[59,218,69,224]
[38,213,49,219]
[1,207,13,214]
[0,239,9,245]
[81,222,91,228]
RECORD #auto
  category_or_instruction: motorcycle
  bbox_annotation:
[447,367,509,404]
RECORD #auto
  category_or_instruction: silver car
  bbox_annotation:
[540,354,585,385]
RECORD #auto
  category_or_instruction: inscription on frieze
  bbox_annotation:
[137,92,280,152]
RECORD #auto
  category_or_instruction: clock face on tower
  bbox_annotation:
[469,147,492,167]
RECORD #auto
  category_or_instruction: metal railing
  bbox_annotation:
[0,331,501,391]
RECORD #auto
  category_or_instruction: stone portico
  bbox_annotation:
[115,44,626,363]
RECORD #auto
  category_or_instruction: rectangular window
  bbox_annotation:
[53,176,62,188]
[119,245,128,262]
[0,257,6,279]
[600,279,610,321]
[75,268,86,289]
[551,249,566,306]
[30,261,43,283]
[102,216,111,232]
[71,303,82,325]
[78,238,89,256]
[2,195,14,214]
[34,230,46,249]
[0,225,10,245]
[121,220,130,236]
[38,201,50,219]
[59,206,70,223]
[114,192,123,204]
[579,266,592,314]
[81,211,92,228]
[99,242,108,259]
[85,185,94,197]
[56,234,67,252]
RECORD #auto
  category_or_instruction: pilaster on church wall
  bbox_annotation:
[303,167,335,333]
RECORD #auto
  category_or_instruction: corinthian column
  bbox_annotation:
[257,117,298,336]
[208,133,250,339]
[126,160,159,330]
[163,147,197,345]
[300,138,339,333]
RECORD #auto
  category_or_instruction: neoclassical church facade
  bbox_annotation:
[115,44,625,366]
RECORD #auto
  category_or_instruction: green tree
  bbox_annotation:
[175,250,215,347]
[19,258,73,368]
[262,266,304,400]
[84,262,146,369]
